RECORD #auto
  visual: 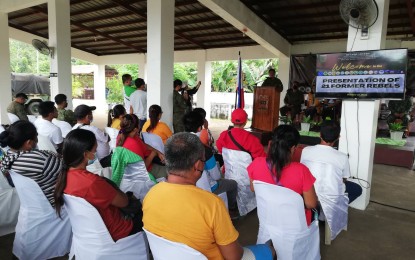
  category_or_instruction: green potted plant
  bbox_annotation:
[301,115,312,132]
[389,122,404,140]
[279,116,292,125]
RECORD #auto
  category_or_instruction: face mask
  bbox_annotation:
[87,152,98,165]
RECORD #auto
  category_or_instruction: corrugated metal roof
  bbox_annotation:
[6,0,415,56]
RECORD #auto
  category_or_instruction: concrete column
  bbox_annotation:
[138,55,147,82]
[0,12,12,124]
[93,64,107,112]
[147,0,175,128]
[203,61,212,120]
[278,55,290,108]
[48,0,72,108]
[339,0,389,210]
[196,52,212,119]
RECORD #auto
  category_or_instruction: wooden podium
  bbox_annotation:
[249,86,280,145]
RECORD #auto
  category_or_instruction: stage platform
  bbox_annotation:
[295,129,415,170]
[374,136,415,170]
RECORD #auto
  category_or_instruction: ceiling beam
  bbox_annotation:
[29,6,145,53]
[406,0,415,35]
[199,0,291,56]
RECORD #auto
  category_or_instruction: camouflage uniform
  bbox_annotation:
[173,90,187,133]
[261,77,283,92]
[57,108,77,126]
[7,101,28,121]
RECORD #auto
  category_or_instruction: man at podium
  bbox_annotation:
[261,68,283,92]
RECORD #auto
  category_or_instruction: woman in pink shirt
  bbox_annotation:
[248,125,317,225]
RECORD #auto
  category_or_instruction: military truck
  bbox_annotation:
[11,73,50,115]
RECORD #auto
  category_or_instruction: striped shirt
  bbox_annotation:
[4,150,62,207]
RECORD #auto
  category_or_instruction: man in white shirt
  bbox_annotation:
[300,121,362,203]
[73,105,112,167]
[34,101,63,152]
[130,78,147,131]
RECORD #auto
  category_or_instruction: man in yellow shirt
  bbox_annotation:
[143,133,240,259]
[143,132,273,259]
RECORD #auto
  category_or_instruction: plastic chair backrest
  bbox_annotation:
[142,132,164,154]
[10,171,72,260]
[105,127,119,151]
[0,173,19,236]
[121,161,155,201]
[195,171,228,209]
[37,134,57,153]
[253,180,320,260]
[64,194,149,260]
[52,119,72,138]
[143,228,207,260]
[7,113,19,123]
[222,148,256,216]
[301,160,348,241]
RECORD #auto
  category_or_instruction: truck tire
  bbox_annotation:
[27,101,41,115]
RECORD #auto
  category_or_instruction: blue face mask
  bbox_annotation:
[87,152,98,165]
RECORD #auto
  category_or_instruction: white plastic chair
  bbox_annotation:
[141,132,165,154]
[196,170,228,209]
[0,173,20,236]
[9,171,72,260]
[37,134,57,153]
[64,194,149,260]
[222,148,256,216]
[7,113,20,123]
[120,161,155,201]
[143,227,207,260]
[105,127,119,151]
[52,119,72,138]
[253,180,320,260]
[300,160,348,245]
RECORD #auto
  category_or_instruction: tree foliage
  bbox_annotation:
[9,39,49,75]
[211,58,279,93]
[174,62,198,86]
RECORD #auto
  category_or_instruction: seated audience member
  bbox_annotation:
[54,129,142,241]
[193,107,214,147]
[183,111,238,215]
[193,107,223,167]
[248,125,317,226]
[305,81,322,121]
[279,81,304,120]
[141,105,172,144]
[143,133,274,259]
[55,94,76,126]
[321,99,341,121]
[107,104,126,130]
[0,121,62,207]
[34,101,63,152]
[7,93,29,121]
[73,105,112,168]
[300,121,362,204]
[117,114,164,171]
[217,108,266,159]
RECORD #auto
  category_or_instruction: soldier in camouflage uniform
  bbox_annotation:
[7,93,28,121]
[55,94,76,126]
[173,79,188,133]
